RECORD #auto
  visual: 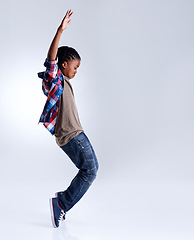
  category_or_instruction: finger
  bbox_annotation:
[69,11,73,17]
[67,19,72,24]
[67,10,73,18]
[63,10,71,19]
[64,10,69,19]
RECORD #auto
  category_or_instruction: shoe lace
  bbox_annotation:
[59,210,65,221]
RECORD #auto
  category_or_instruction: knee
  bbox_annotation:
[84,158,99,183]
[90,158,99,176]
[87,173,97,184]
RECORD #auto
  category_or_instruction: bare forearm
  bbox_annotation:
[47,27,63,61]
[47,9,73,61]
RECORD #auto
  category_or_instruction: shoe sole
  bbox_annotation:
[49,198,58,228]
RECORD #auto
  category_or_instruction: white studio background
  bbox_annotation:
[0,0,194,239]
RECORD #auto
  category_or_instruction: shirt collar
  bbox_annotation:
[61,72,70,81]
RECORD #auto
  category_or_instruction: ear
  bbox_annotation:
[61,61,67,69]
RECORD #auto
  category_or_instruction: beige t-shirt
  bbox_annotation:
[54,76,84,146]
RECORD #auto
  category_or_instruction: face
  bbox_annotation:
[61,59,81,79]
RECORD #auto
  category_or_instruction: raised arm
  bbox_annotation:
[47,10,73,61]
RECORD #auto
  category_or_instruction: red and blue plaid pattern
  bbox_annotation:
[38,59,64,134]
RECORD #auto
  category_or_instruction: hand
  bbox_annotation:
[59,10,73,31]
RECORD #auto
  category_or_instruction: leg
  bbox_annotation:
[57,132,99,212]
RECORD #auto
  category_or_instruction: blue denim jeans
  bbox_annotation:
[57,132,99,212]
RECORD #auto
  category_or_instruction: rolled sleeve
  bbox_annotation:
[44,58,58,80]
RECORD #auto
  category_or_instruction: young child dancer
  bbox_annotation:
[38,9,99,228]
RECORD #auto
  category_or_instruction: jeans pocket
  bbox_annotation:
[74,133,87,145]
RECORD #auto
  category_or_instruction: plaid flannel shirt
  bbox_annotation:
[38,58,64,134]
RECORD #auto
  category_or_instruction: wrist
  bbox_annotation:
[57,26,64,34]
